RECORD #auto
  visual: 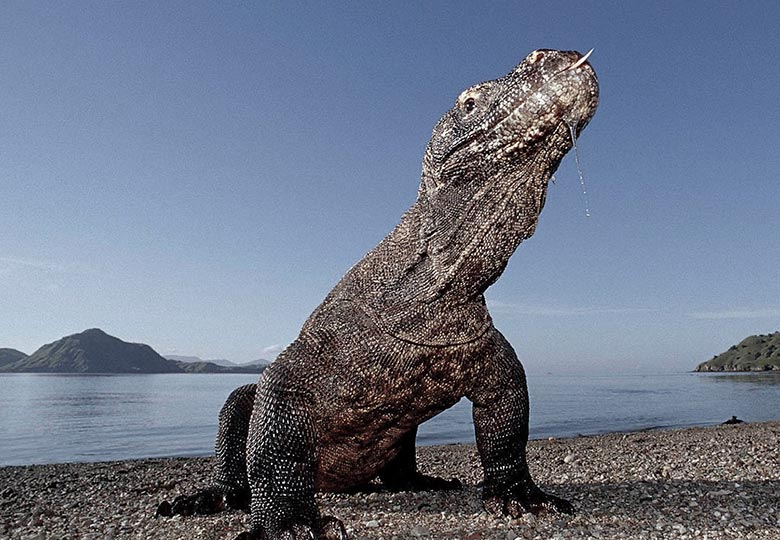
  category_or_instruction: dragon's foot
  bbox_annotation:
[319,517,348,540]
[156,487,248,517]
[383,472,462,492]
[234,516,347,540]
[168,489,224,516]
[484,487,573,518]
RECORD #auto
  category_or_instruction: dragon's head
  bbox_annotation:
[419,49,599,295]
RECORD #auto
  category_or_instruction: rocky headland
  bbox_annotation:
[695,332,780,372]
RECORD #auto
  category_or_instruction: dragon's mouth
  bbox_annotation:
[491,50,599,159]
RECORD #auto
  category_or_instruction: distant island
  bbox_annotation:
[164,355,268,369]
[695,331,780,372]
[0,328,267,374]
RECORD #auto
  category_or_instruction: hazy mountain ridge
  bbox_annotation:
[165,355,269,368]
[695,332,780,372]
[169,360,265,374]
[0,329,265,374]
[165,355,238,367]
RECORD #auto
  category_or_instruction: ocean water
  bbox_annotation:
[1,371,779,467]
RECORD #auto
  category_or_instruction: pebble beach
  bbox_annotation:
[2,421,778,540]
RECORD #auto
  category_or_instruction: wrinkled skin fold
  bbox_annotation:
[158,49,598,539]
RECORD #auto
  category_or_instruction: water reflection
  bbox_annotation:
[696,372,780,385]
[2,371,779,466]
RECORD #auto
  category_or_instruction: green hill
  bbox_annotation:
[0,348,27,368]
[0,329,266,374]
[695,332,780,372]
[1,329,181,373]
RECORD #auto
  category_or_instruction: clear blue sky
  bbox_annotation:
[2,2,779,373]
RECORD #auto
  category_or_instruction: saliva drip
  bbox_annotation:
[567,122,591,217]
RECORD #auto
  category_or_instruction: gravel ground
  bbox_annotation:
[1,421,778,540]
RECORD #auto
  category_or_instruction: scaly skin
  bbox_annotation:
[159,49,598,539]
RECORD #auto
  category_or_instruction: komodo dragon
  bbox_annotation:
[159,48,599,539]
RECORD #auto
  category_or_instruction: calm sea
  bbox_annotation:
[1,371,779,467]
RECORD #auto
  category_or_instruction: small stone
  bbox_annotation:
[709,489,732,496]
[563,453,576,464]
[364,520,380,528]
[410,524,430,537]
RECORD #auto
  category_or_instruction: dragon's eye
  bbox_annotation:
[463,97,476,113]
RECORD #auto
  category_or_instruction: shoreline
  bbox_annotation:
[2,422,778,539]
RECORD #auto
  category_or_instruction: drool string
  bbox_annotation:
[567,122,591,218]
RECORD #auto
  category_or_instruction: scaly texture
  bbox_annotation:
[160,49,599,540]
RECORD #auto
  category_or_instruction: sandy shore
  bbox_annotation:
[1,421,778,539]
